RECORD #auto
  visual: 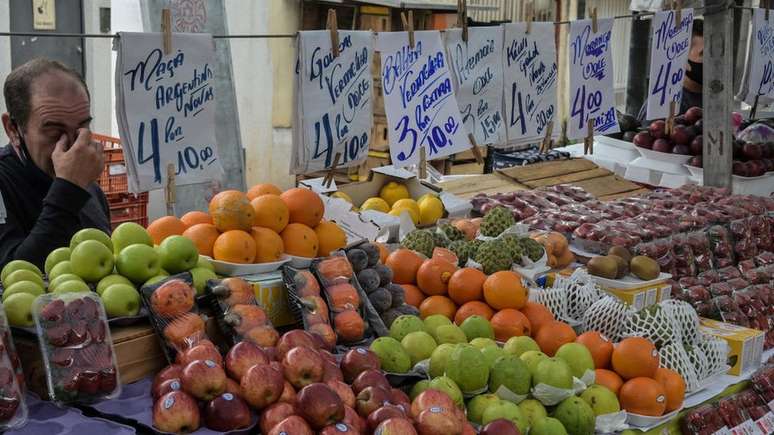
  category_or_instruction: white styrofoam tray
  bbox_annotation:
[591,272,672,290]
[204,255,291,276]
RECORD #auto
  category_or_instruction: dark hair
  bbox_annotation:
[692,19,703,37]
[3,58,90,128]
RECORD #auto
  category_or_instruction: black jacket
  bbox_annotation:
[0,145,111,269]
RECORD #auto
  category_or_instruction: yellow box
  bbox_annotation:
[699,318,765,376]
[242,271,296,328]
[604,285,660,311]
[656,282,673,302]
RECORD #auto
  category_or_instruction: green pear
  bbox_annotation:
[424,314,452,339]
[434,324,467,344]
[489,354,531,396]
[429,343,456,378]
[504,336,541,357]
[533,357,573,389]
[459,315,495,341]
[466,393,500,425]
[410,379,431,400]
[555,343,595,379]
[518,399,548,426]
[429,376,464,407]
[480,345,505,369]
[369,337,411,373]
[470,337,498,349]
[530,417,569,435]
[580,384,621,416]
[520,350,549,376]
[401,331,437,366]
[481,399,529,434]
[389,315,426,341]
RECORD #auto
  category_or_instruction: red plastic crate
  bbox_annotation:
[94,133,130,195]
[107,192,148,230]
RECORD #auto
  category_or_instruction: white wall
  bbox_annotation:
[83,0,112,136]
[0,1,11,145]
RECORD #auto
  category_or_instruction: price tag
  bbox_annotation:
[738,9,774,105]
[376,31,471,168]
[731,419,763,435]
[646,9,694,120]
[755,412,774,433]
[567,19,619,139]
[502,22,558,146]
[115,32,223,193]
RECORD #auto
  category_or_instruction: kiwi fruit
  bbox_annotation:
[609,255,629,279]
[587,256,618,279]
[608,246,632,263]
[630,255,660,280]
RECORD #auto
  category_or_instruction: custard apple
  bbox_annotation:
[480,206,515,237]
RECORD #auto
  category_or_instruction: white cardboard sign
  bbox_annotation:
[739,9,774,105]
[646,9,694,120]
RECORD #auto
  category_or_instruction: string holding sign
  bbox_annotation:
[327,9,340,57]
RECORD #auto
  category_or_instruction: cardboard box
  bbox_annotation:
[604,286,659,311]
[241,271,296,328]
[699,318,765,376]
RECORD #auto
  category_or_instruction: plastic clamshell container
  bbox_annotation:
[288,255,315,268]
[203,255,290,276]
[626,407,681,428]
[33,292,121,404]
[0,305,27,430]
[590,272,672,290]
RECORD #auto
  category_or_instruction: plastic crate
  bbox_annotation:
[107,192,148,230]
[94,134,129,195]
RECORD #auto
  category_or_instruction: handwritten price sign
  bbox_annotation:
[116,32,222,193]
[568,19,619,139]
[444,27,506,145]
[739,9,774,105]
[646,9,694,120]
[292,31,373,174]
[376,31,471,168]
[503,22,558,145]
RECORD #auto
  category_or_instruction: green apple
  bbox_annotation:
[44,247,71,275]
[159,236,198,273]
[470,337,498,349]
[70,240,114,282]
[2,280,44,301]
[144,273,170,287]
[49,274,84,292]
[504,336,541,357]
[96,274,134,296]
[111,222,153,254]
[189,267,217,295]
[4,269,44,289]
[401,331,437,366]
[197,256,215,272]
[53,280,91,293]
[48,261,74,282]
[467,393,501,425]
[116,244,160,284]
[70,228,113,252]
[101,284,141,317]
[5,292,36,326]
[1,260,41,284]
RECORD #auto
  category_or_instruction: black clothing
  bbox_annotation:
[636,87,703,123]
[0,144,110,269]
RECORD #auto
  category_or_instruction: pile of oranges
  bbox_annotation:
[146,184,347,264]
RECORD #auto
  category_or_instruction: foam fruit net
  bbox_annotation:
[532,286,573,323]
[581,296,633,342]
[553,270,602,322]
[660,341,702,392]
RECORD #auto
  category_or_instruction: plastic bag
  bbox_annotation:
[206,277,280,349]
[0,303,26,429]
[737,122,774,143]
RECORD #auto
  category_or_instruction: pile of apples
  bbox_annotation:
[631,107,703,156]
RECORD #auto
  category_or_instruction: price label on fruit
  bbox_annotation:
[376,31,471,167]
[292,31,374,174]
[738,9,774,105]
[444,27,506,145]
[115,32,223,193]
[502,22,558,146]
[567,19,619,139]
[646,9,694,120]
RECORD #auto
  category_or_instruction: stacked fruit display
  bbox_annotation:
[471,184,595,221]
[586,246,662,281]
[334,181,448,226]
[148,183,346,264]
[630,106,704,156]
[686,121,774,177]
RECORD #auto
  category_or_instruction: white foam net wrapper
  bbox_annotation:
[685,345,711,384]
[554,269,603,322]
[659,342,701,392]
[532,286,574,323]
[697,333,730,377]
[581,296,633,342]
[622,304,682,349]
[660,299,701,346]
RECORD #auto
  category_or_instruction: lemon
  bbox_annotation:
[392,198,420,216]
[330,191,353,204]
[417,192,440,206]
[379,181,410,207]
[361,197,390,213]
[418,195,445,225]
[390,207,419,224]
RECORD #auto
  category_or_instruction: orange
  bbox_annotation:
[419,295,457,320]
[385,249,423,285]
[653,368,686,412]
[483,271,528,310]
[490,309,531,341]
[576,331,614,369]
[280,223,319,258]
[212,230,256,264]
[416,258,457,296]
[182,223,219,257]
[280,188,324,228]
[619,377,667,417]
[595,369,624,395]
[374,242,390,264]
[180,211,212,227]
[314,221,347,256]
[534,321,577,356]
[611,337,659,380]
[209,190,255,232]
[432,248,459,265]
[147,216,187,245]
[454,301,494,325]
[520,302,555,335]
[401,284,425,307]
[246,183,282,200]
[250,194,289,233]
[447,268,486,305]
[250,227,284,263]
[452,219,477,241]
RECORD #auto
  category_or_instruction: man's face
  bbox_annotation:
[11,71,91,176]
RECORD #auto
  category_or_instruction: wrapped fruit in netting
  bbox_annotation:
[697,269,721,284]
[206,277,280,349]
[621,304,681,348]
[552,269,601,322]
[671,234,697,278]
[581,296,633,342]
[749,284,774,315]
[679,214,710,233]
[681,404,728,435]
[697,333,731,377]
[727,278,751,292]
[730,218,758,261]
[685,232,714,273]
[0,304,26,429]
[33,293,120,404]
[659,342,701,392]
[754,251,774,266]
[744,267,772,285]
[634,238,675,275]
[717,266,743,280]
[707,225,736,268]
[750,364,774,402]
[749,215,772,252]
[531,286,574,323]
[709,282,734,298]
[684,346,711,383]
[660,300,701,346]
[713,295,750,327]
[738,259,758,274]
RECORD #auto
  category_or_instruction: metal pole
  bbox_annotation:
[703,0,734,188]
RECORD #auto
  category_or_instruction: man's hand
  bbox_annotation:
[52,129,104,190]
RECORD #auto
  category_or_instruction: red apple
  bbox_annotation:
[375,417,418,435]
[673,144,691,155]
[276,330,318,358]
[633,132,654,149]
[327,380,356,408]
[356,386,391,418]
[263,346,279,362]
[241,363,284,409]
[177,340,222,367]
[670,125,691,145]
[352,369,390,395]
[270,360,282,372]
[343,405,367,433]
[462,421,477,435]
[268,415,313,435]
[309,323,338,351]
[152,378,182,401]
[480,418,521,435]
[225,341,268,381]
[152,364,183,396]
[279,381,296,404]
[319,349,338,365]
[367,404,407,431]
[282,346,323,389]
[690,135,703,155]
[224,378,242,398]
[743,143,764,160]
[297,383,345,429]
[733,160,749,176]
[416,406,462,435]
[389,388,410,411]
[320,423,358,434]
[204,393,251,431]
[685,106,703,123]
[652,138,673,153]
[410,389,456,418]
[341,347,381,383]
[181,359,226,401]
[649,120,667,139]
[259,402,296,435]
[153,391,201,433]
[322,358,344,383]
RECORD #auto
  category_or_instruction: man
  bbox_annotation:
[638,19,704,122]
[0,58,109,269]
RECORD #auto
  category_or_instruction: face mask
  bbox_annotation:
[11,120,49,178]
[686,60,703,85]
